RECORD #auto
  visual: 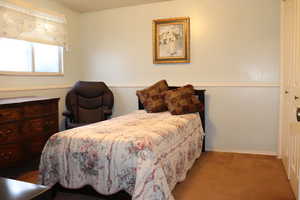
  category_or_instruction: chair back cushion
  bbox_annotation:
[66,81,113,124]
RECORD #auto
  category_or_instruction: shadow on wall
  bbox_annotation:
[202,93,217,151]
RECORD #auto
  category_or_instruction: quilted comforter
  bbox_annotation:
[39,110,204,200]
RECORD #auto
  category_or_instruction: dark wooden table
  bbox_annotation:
[0,177,52,200]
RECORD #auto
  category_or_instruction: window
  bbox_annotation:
[0,38,63,75]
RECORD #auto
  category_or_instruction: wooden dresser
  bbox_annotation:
[0,97,59,168]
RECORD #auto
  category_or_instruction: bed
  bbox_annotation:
[39,88,206,200]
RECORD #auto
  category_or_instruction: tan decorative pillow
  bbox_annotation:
[164,85,202,115]
[136,80,169,113]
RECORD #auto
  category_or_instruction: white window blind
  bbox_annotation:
[0,0,68,48]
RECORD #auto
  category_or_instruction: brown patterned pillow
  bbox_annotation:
[191,95,204,112]
[136,80,169,113]
[164,85,202,115]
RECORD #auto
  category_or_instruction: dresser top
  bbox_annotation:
[0,96,59,106]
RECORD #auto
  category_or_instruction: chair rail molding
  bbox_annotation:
[0,84,72,92]
[0,82,279,92]
[109,82,280,88]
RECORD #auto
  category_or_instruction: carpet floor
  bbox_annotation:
[13,152,295,200]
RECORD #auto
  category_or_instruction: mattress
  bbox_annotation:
[39,110,204,200]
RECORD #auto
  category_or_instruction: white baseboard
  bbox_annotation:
[206,148,278,156]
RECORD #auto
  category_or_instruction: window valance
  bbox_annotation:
[0,0,68,48]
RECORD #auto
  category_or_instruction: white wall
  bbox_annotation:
[80,0,279,84]
[0,0,81,129]
[80,0,280,154]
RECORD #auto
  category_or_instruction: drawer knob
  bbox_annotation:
[1,152,13,160]
[0,129,13,137]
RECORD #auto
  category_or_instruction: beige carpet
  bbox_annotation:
[17,152,295,200]
[173,152,295,200]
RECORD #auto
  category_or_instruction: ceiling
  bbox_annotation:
[55,0,171,13]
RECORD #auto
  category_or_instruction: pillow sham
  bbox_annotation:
[136,80,169,113]
[163,85,202,115]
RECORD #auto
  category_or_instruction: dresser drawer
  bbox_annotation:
[24,101,58,118]
[0,144,23,167]
[0,123,19,144]
[0,108,22,123]
[22,116,58,136]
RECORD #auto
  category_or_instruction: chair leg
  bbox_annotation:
[64,119,68,130]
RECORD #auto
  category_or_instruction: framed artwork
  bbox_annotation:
[152,17,190,64]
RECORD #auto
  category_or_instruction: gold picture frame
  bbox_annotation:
[153,17,190,64]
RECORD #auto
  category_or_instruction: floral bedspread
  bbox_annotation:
[39,110,204,200]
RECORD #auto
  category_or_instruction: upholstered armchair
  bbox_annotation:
[63,81,114,129]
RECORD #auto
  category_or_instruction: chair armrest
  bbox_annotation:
[62,110,73,118]
[63,110,74,130]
